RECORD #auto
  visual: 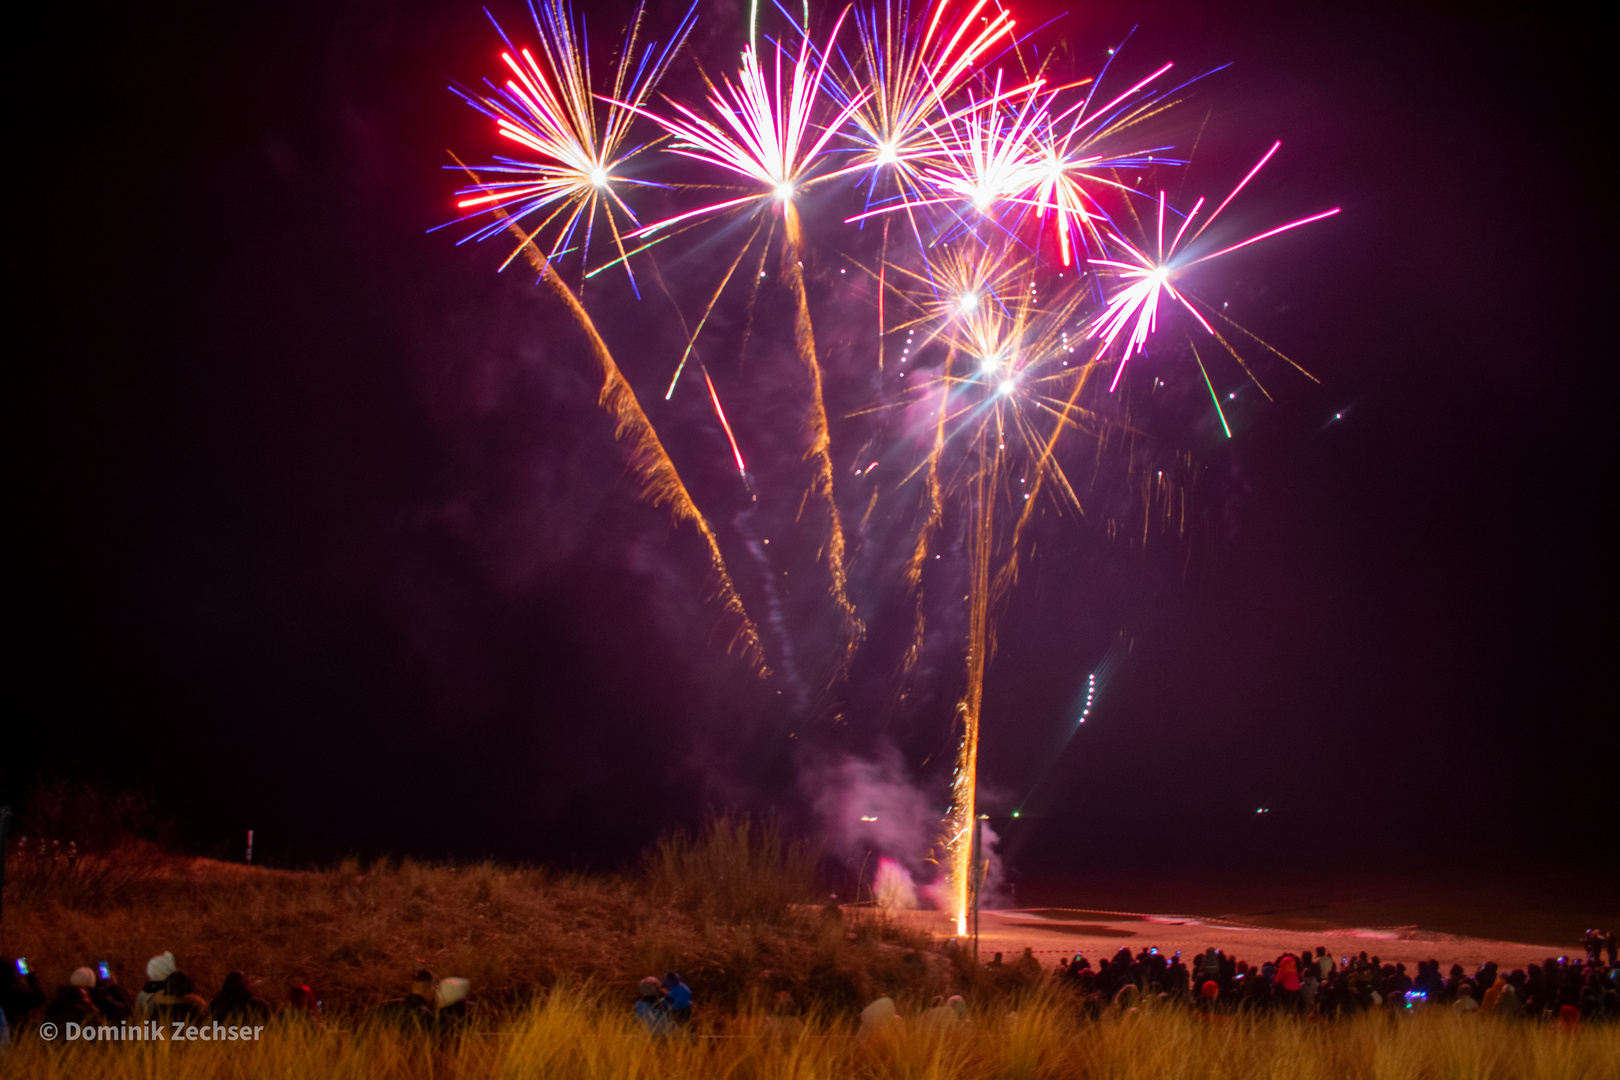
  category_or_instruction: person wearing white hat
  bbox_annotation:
[136,951,175,1020]
[436,977,473,1032]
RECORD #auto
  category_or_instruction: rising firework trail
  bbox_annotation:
[441,4,766,671]
[627,12,871,663]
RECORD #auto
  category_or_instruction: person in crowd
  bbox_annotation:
[1482,973,1510,1013]
[0,960,45,1031]
[374,969,436,1029]
[1579,966,1615,1020]
[1452,981,1480,1014]
[1276,954,1302,1010]
[84,965,132,1024]
[858,994,899,1038]
[662,972,693,1027]
[1015,947,1043,988]
[44,979,104,1029]
[634,976,672,1036]
[764,990,805,1038]
[285,984,324,1028]
[151,970,209,1026]
[209,971,272,1024]
[436,977,473,1032]
[136,952,176,1020]
[1166,952,1190,999]
[1502,970,1529,1018]
[920,995,957,1025]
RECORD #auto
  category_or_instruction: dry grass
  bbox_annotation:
[0,818,936,1016]
[8,991,1617,1079]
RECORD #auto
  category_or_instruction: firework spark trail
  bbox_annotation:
[992,347,1105,615]
[623,15,870,663]
[948,434,997,935]
[884,247,1104,933]
[899,347,954,680]
[784,201,866,661]
[455,155,768,675]
[532,246,768,673]
[661,218,768,399]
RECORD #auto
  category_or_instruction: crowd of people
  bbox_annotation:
[3,929,1615,1046]
[1040,930,1620,1022]
[0,952,473,1047]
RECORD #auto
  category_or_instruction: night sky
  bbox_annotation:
[12,0,1611,885]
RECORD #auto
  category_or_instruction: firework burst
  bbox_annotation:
[1087,141,1340,397]
[445,1,696,292]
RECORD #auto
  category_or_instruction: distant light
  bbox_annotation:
[1012,810,1021,818]
[998,379,1016,395]
[875,142,899,166]
[860,815,878,822]
[774,181,794,200]
[959,291,979,312]
[980,354,1000,373]
[1149,266,1170,286]
[588,166,609,187]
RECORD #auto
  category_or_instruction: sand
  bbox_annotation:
[888,908,1582,971]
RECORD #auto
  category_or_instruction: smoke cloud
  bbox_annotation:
[802,746,944,901]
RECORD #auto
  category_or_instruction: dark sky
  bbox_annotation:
[12,0,1611,879]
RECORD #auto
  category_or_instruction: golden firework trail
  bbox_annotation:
[625,14,871,664]
[456,155,768,675]
[883,241,1105,932]
[784,201,866,659]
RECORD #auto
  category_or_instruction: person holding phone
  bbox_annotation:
[88,962,132,1023]
[0,958,45,1031]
